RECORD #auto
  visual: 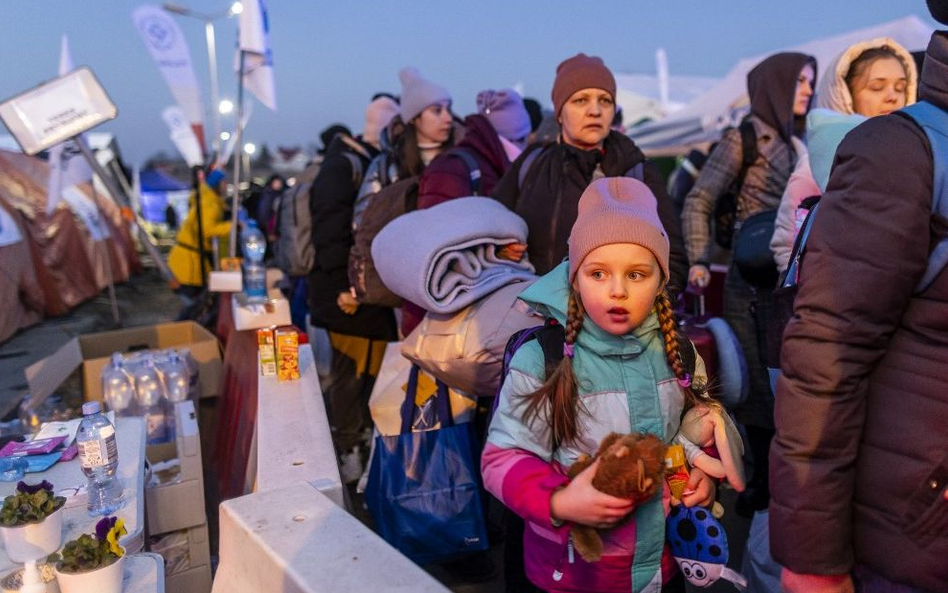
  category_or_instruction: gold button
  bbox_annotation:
[930,479,940,490]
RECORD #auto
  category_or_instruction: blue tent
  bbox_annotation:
[139,169,190,224]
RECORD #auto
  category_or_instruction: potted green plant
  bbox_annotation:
[54,516,127,593]
[0,480,66,562]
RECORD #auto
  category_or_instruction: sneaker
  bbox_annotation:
[340,446,364,485]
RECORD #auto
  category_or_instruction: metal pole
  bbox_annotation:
[229,50,246,258]
[192,166,207,288]
[89,184,121,325]
[73,138,179,288]
[204,20,221,159]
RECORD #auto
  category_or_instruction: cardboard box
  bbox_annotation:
[165,563,212,593]
[208,270,242,292]
[231,293,291,331]
[151,523,211,575]
[146,401,206,535]
[24,321,222,407]
[151,523,212,593]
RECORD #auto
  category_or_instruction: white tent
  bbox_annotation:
[614,73,720,127]
[629,15,934,155]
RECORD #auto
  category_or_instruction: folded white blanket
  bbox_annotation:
[371,197,536,314]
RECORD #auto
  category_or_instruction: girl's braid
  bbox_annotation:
[654,291,687,380]
[565,292,585,345]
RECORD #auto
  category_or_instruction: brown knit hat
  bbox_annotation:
[551,53,616,116]
[568,177,669,283]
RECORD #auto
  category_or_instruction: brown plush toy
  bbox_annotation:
[566,432,667,562]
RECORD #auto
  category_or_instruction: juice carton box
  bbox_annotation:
[275,328,300,382]
[257,328,276,376]
[664,443,690,501]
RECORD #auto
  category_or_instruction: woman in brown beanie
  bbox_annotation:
[492,53,688,294]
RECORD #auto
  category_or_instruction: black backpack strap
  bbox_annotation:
[734,119,758,194]
[534,320,566,378]
[341,152,364,189]
[448,147,482,195]
[517,145,546,191]
[377,151,392,187]
[624,161,646,182]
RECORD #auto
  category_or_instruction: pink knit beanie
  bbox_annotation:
[551,53,616,116]
[568,177,669,283]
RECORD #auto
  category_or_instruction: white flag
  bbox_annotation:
[238,0,276,111]
[46,35,93,216]
[162,106,204,167]
[133,4,206,148]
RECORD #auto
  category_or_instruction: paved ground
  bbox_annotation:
[0,265,180,422]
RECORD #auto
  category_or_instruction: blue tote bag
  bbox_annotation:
[365,365,489,565]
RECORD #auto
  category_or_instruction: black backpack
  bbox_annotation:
[712,119,758,250]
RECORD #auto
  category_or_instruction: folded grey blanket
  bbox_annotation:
[371,197,536,314]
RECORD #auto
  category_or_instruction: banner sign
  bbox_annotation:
[133,4,206,147]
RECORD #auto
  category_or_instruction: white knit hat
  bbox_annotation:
[363,96,399,147]
[399,67,451,122]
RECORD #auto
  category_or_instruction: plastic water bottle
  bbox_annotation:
[101,353,136,416]
[155,350,190,403]
[76,401,125,516]
[242,220,267,303]
[155,350,190,439]
[130,356,168,444]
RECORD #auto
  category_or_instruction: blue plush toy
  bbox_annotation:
[666,505,747,590]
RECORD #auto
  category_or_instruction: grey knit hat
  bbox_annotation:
[398,67,451,123]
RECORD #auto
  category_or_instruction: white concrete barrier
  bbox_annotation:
[212,340,450,593]
[254,345,344,506]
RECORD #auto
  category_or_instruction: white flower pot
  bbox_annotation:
[55,551,125,593]
[0,507,64,562]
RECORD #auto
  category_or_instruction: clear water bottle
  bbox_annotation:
[155,350,190,440]
[76,401,125,516]
[242,220,267,303]
[101,353,136,416]
[177,348,201,400]
[130,356,168,444]
[155,350,190,403]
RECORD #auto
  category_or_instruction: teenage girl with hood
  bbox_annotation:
[483,177,716,593]
[770,39,917,273]
[492,53,688,294]
[681,52,817,515]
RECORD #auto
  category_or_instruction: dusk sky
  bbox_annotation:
[0,1,940,166]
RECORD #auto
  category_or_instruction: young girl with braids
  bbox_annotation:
[482,177,717,593]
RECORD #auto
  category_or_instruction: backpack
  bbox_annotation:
[401,280,539,396]
[275,151,363,276]
[712,119,758,250]
[766,100,948,380]
[516,145,645,191]
[348,148,483,307]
